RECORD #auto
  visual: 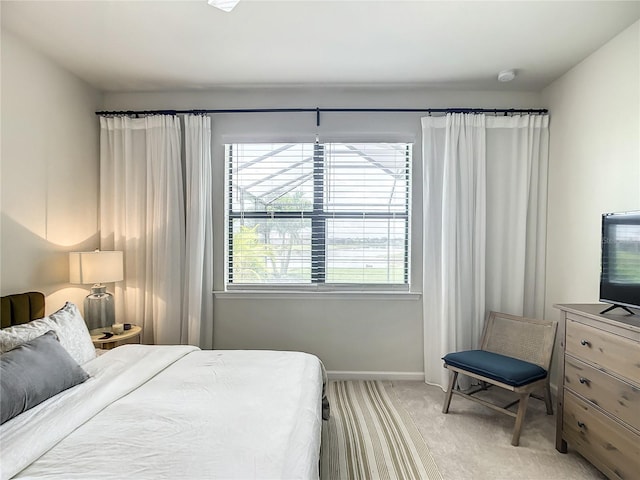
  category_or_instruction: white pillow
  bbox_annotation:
[0,302,96,365]
[0,319,51,354]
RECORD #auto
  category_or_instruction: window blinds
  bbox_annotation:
[226,142,411,286]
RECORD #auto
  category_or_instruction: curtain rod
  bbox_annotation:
[95,107,548,126]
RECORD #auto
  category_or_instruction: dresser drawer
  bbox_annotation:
[566,318,640,383]
[564,355,640,431]
[564,391,640,480]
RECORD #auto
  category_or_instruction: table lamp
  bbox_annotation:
[69,250,124,331]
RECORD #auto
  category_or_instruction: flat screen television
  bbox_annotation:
[600,211,640,315]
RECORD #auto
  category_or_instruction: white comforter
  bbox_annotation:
[1,345,324,480]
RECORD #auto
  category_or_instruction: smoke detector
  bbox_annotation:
[498,69,517,82]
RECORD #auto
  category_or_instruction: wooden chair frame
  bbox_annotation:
[442,311,558,446]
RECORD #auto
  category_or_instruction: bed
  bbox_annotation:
[0,292,326,480]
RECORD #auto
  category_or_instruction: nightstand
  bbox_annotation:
[90,325,142,350]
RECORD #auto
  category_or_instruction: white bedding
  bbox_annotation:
[1,345,324,480]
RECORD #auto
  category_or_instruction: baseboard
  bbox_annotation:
[327,371,424,381]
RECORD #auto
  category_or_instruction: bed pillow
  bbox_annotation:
[0,330,90,425]
[0,302,96,365]
[0,317,51,354]
[45,302,96,364]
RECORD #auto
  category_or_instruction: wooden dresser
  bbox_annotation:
[554,304,640,480]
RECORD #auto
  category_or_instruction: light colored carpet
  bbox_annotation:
[321,381,442,480]
[386,381,606,480]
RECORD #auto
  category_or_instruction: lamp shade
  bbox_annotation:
[69,251,123,285]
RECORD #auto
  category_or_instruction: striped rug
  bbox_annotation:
[321,381,442,480]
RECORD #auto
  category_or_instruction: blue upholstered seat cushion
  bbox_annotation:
[442,350,547,387]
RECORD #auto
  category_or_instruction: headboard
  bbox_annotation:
[1,292,45,328]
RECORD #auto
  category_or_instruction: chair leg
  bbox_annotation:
[511,393,530,446]
[543,380,553,415]
[442,371,458,414]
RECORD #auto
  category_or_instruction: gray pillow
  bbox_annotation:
[0,330,90,424]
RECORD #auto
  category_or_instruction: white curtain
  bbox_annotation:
[422,113,549,390]
[183,115,214,348]
[100,114,213,347]
[422,114,486,390]
[484,115,549,318]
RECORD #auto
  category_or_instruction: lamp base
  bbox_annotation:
[83,285,115,331]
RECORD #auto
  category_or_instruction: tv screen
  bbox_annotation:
[600,211,640,313]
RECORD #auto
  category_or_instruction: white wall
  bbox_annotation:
[542,21,640,324]
[7,19,636,376]
[0,30,102,313]
[104,87,542,375]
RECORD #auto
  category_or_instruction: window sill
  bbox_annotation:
[213,290,422,301]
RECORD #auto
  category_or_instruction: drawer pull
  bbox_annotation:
[577,421,586,429]
[578,377,590,385]
[580,339,591,346]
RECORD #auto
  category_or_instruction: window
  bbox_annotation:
[226,142,411,288]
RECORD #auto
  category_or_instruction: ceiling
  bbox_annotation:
[2,1,639,92]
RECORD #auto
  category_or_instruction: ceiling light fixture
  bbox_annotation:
[207,0,240,12]
[497,69,516,82]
